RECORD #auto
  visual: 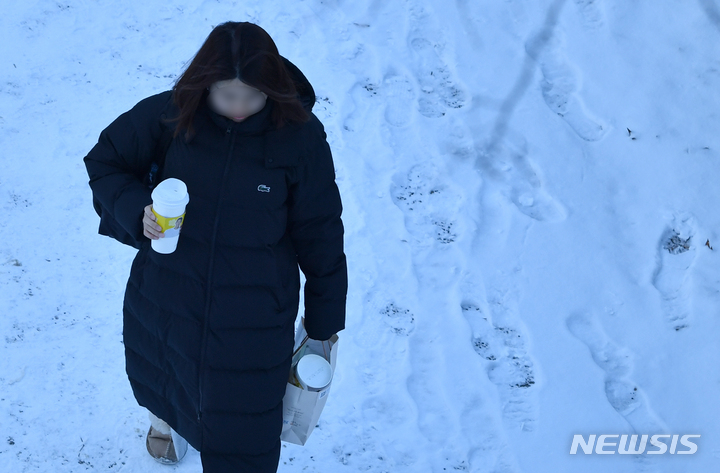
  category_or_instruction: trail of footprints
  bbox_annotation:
[380,0,543,464]
[389,157,539,449]
[348,1,701,471]
[345,0,573,229]
[345,0,632,468]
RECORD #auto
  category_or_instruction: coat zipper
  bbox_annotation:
[197,124,235,422]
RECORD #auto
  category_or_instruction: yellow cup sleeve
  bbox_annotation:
[152,208,186,233]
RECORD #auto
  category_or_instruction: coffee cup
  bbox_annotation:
[150,178,189,254]
[294,354,333,392]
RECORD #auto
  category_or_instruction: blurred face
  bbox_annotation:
[207,79,268,122]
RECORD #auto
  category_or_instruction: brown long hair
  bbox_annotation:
[167,21,310,140]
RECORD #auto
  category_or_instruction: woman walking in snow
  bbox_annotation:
[83,21,347,472]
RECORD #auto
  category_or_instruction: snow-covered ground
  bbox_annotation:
[2,0,719,471]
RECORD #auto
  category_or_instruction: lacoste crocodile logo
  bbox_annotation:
[257,184,271,193]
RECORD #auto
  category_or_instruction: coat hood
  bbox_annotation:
[202,56,316,134]
[282,56,316,113]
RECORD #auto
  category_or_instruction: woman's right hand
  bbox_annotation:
[143,204,165,240]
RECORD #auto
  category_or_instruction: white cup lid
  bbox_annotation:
[296,354,332,389]
[151,178,189,206]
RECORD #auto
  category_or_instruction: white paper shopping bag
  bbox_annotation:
[280,318,338,446]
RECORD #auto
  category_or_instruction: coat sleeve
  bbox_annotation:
[287,116,348,341]
[83,91,171,249]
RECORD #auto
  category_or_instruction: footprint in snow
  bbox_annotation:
[652,214,698,331]
[566,311,667,434]
[390,161,462,247]
[525,29,608,141]
[359,289,416,342]
[478,138,568,223]
[405,2,467,118]
[383,74,417,127]
[461,299,539,432]
[573,0,606,30]
[409,36,467,118]
[348,70,448,130]
[381,302,415,336]
[361,394,453,470]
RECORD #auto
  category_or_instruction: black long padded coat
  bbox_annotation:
[83,59,347,471]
